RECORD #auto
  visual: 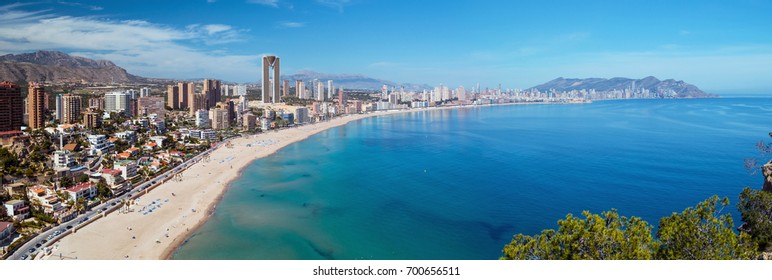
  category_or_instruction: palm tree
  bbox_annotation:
[75,197,86,214]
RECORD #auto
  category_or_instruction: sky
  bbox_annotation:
[0,0,771,93]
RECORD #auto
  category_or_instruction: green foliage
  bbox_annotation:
[501,209,656,260]
[655,196,757,260]
[59,176,74,189]
[738,187,772,250]
[77,174,89,183]
[502,196,761,260]
[96,180,112,200]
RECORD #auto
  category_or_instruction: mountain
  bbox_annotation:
[529,76,715,98]
[282,70,432,91]
[0,50,146,83]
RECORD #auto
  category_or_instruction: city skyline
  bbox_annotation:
[0,1,771,94]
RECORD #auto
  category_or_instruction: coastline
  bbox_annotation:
[47,105,462,260]
[46,101,555,260]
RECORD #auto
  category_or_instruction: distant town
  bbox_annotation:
[0,52,709,260]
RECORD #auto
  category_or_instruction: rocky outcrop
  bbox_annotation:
[762,163,772,192]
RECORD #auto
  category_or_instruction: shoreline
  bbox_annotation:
[47,102,543,260]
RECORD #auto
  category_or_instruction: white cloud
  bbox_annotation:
[0,6,260,82]
[247,0,279,7]
[316,0,350,12]
[277,21,304,28]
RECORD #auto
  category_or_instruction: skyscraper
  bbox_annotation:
[261,55,281,103]
[203,79,221,109]
[0,81,23,132]
[327,80,334,100]
[178,82,190,109]
[140,87,150,97]
[295,80,305,99]
[167,85,179,110]
[54,94,63,121]
[27,83,46,130]
[282,80,290,97]
[338,87,345,109]
[316,80,324,101]
[61,94,82,124]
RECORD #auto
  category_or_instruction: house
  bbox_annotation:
[0,222,14,244]
[115,131,138,144]
[101,168,125,187]
[65,182,97,202]
[116,152,131,160]
[26,185,62,214]
[148,161,163,173]
[126,147,140,157]
[150,136,167,147]
[4,200,30,220]
[87,134,115,156]
[142,142,158,151]
[114,160,138,179]
[63,143,80,152]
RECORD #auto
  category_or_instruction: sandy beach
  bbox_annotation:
[46,109,428,260]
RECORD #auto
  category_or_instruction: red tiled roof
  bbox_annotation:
[66,182,95,193]
[101,168,122,176]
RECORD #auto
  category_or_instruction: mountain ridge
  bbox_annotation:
[528,76,715,98]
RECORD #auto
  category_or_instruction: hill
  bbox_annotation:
[529,76,715,98]
[0,50,146,84]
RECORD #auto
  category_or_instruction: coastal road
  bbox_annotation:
[8,141,226,260]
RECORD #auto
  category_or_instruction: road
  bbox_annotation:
[8,141,226,260]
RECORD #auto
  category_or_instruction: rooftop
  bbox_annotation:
[66,182,95,193]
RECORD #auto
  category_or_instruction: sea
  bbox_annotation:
[172,98,772,260]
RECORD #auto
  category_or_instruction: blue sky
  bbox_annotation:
[0,1,771,93]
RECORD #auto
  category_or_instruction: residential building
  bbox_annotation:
[101,168,126,187]
[105,91,132,116]
[137,96,165,118]
[209,107,230,130]
[87,134,114,156]
[0,222,14,244]
[167,85,179,110]
[243,113,256,130]
[283,80,290,97]
[65,182,97,202]
[83,108,101,129]
[189,93,205,116]
[0,81,23,132]
[294,107,309,124]
[140,87,150,97]
[53,150,76,169]
[27,83,46,129]
[203,79,221,109]
[295,80,306,99]
[27,185,62,214]
[61,94,82,124]
[195,109,209,128]
[327,80,334,99]
[4,200,30,220]
[115,131,137,144]
[88,97,104,110]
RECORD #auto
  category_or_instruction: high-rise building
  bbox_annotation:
[83,108,101,129]
[243,113,256,130]
[137,96,166,118]
[88,97,104,110]
[105,92,132,116]
[294,107,309,124]
[0,81,23,132]
[54,94,63,121]
[189,92,205,116]
[338,88,346,110]
[282,80,290,97]
[316,80,324,101]
[209,107,229,130]
[203,79,221,109]
[167,85,179,110]
[295,80,305,99]
[261,55,281,103]
[327,80,334,100]
[178,82,190,109]
[27,83,46,130]
[140,87,150,97]
[457,86,467,101]
[194,109,209,128]
[222,84,230,97]
[61,94,82,124]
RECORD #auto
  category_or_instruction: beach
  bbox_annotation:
[46,110,408,260]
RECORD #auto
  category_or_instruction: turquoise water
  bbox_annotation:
[172,98,772,260]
